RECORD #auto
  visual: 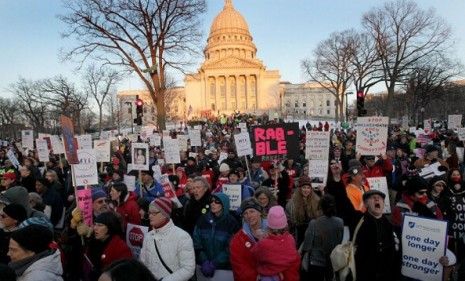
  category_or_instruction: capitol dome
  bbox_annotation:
[209,0,251,38]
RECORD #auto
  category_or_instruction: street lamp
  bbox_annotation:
[345,91,354,122]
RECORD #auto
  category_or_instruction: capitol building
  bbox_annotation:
[118,0,336,124]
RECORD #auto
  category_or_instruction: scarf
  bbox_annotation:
[9,249,54,277]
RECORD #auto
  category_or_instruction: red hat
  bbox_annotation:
[3,172,16,181]
[149,197,173,218]
[112,157,120,165]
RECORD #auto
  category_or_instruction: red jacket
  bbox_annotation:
[100,235,133,269]
[251,233,300,281]
[362,159,393,179]
[116,192,141,228]
[230,230,258,281]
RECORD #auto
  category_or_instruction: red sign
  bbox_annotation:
[128,226,144,247]
[60,115,79,164]
[251,123,300,161]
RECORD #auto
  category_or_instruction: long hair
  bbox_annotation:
[289,186,321,225]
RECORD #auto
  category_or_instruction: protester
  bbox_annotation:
[0,186,48,219]
[0,203,27,264]
[135,169,165,202]
[181,177,212,235]
[35,178,64,228]
[262,164,290,207]
[345,165,369,212]
[18,166,36,193]
[98,259,157,281]
[414,144,449,169]
[1,172,17,191]
[249,157,269,188]
[109,182,141,228]
[253,187,277,215]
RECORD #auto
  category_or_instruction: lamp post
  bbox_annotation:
[125,101,134,134]
[345,91,354,122]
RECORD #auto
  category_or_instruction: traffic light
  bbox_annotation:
[357,91,367,117]
[134,96,144,125]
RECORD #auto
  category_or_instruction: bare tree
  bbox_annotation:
[60,0,206,130]
[302,30,355,122]
[0,98,26,139]
[362,0,452,117]
[83,65,121,137]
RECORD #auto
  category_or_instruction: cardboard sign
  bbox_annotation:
[222,184,242,211]
[164,138,181,164]
[132,143,149,171]
[305,131,330,160]
[366,177,391,214]
[238,122,247,132]
[457,128,465,141]
[251,123,300,161]
[36,139,50,163]
[448,114,462,129]
[50,135,65,154]
[177,134,188,151]
[76,189,93,226]
[124,175,136,192]
[76,134,92,150]
[93,140,111,162]
[308,159,328,188]
[60,115,79,164]
[356,116,389,156]
[126,223,149,258]
[189,129,202,147]
[73,149,98,186]
[401,215,447,281]
[21,130,34,149]
[149,134,161,146]
[234,132,253,157]
[7,149,20,168]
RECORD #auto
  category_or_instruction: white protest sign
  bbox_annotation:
[124,175,136,192]
[7,149,20,168]
[234,132,253,157]
[366,177,391,214]
[356,116,389,156]
[74,149,98,186]
[401,215,447,281]
[126,223,149,259]
[402,116,409,129]
[418,162,445,179]
[131,143,149,171]
[424,119,432,133]
[188,129,202,147]
[193,125,202,130]
[149,134,161,146]
[162,130,170,137]
[93,140,111,162]
[218,152,228,164]
[164,138,181,164]
[152,164,162,182]
[457,128,465,141]
[177,134,188,151]
[448,114,462,129]
[457,147,464,164]
[38,133,51,140]
[35,139,50,163]
[76,134,93,150]
[21,130,34,149]
[305,131,330,160]
[308,159,328,188]
[222,184,242,211]
[238,122,247,132]
[50,135,65,154]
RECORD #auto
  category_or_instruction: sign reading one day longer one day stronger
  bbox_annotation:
[251,123,300,161]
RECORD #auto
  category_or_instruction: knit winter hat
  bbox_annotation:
[240,198,262,213]
[2,203,27,223]
[92,188,107,202]
[2,172,16,181]
[219,163,230,173]
[11,224,53,254]
[406,175,429,195]
[267,205,287,230]
[298,176,312,188]
[149,197,173,218]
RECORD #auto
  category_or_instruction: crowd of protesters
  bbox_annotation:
[0,112,464,281]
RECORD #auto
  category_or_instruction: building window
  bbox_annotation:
[326,100,330,106]
[303,102,306,107]
[295,102,298,108]
[327,110,330,115]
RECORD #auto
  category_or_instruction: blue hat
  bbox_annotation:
[19,216,54,232]
[92,188,107,202]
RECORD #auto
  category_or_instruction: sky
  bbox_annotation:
[1,0,464,100]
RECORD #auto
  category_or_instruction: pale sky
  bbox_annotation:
[1,0,464,99]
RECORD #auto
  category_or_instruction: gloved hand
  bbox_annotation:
[200,260,215,278]
[70,208,83,229]
[76,223,93,238]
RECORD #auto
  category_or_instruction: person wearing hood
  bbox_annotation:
[109,182,141,229]
[230,198,268,281]
[428,175,449,214]
[181,177,212,235]
[193,192,239,281]
[35,178,64,228]
[0,186,48,220]
[8,224,63,281]
[0,203,27,263]
[414,144,448,169]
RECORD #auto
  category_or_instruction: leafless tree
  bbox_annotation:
[302,30,355,122]
[0,98,26,139]
[60,0,206,130]
[362,0,452,117]
[83,65,121,137]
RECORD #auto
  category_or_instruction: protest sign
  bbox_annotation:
[457,128,465,141]
[126,223,149,258]
[36,139,49,163]
[250,123,300,161]
[74,149,98,186]
[218,152,228,164]
[305,131,330,160]
[131,143,149,170]
[417,134,432,146]
[418,162,445,179]
[401,215,447,281]
[60,115,79,164]
[448,114,462,129]
[457,147,464,164]
[308,159,328,188]
[76,189,93,226]
[234,132,253,157]
[152,164,162,182]
[356,116,389,156]
[160,175,182,207]
[424,119,432,133]
[238,122,247,132]
[194,125,202,130]
[124,175,136,192]
[222,184,242,211]
[177,134,188,151]
[76,135,92,150]
[21,130,34,149]
[449,191,465,241]
[189,129,202,147]
[7,149,20,168]
[50,135,65,154]
[402,116,409,129]
[93,140,111,162]
[149,134,161,146]
[366,177,391,214]
[164,138,181,164]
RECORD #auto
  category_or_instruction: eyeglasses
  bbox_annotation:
[148,210,161,216]
[211,199,221,205]
[95,199,106,204]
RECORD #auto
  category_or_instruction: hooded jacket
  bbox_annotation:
[16,250,63,281]
[0,186,49,219]
[193,193,240,270]
[116,191,141,228]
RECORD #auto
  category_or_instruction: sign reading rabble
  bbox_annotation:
[355,116,389,156]
[251,123,300,161]
[60,115,79,164]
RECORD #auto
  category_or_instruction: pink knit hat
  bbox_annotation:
[149,197,173,218]
[267,206,288,230]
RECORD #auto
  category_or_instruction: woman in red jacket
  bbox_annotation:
[109,182,141,229]
[230,198,268,281]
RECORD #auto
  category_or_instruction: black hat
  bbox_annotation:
[2,203,27,223]
[362,189,386,201]
[11,225,53,254]
[406,175,429,195]
[94,212,123,237]
[240,198,262,213]
[424,145,439,154]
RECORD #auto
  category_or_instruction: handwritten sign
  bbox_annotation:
[36,139,49,163]
[124,175,136,192]
[251,123,300,161]
[308,159,328,188]
[7,149,20,168]
[355,116,389,156]
[188,129,202,147]
[21,130,34,149]
[73,149,98,186]
[448,114,462,129]
[149,134,161,146]
[424,119,432,133]
[401,215,447,281]
[76,134,92,150]
[76,189,93,226]
[222,184,242,211]
[238,122,247,132]
[93,140,111,162]
[50,135,65,154]
[177,134,188,151]
[305,131,330,160]
[132,143,149,170]
[366,177,391,213]
[126,223,149,258]
[164,138,181,164]
[457,128,465,141]
[234,132,253,157]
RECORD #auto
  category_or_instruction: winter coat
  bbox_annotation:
[326,179,358,229]
[346,183,369,212]
[17,250,63,281]
[181,192,212,235]
[41,187,64,226]
[391,193,443,229]
[362,159,393,179]
[193,193,240,270]
[116,192,141,228]
[444,184,465,239]
[135,180,165,203]
[250,232,300,281]
[140,220,195,281]
[285,192,321,246]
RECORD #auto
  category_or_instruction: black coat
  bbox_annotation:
[181,192,212,235]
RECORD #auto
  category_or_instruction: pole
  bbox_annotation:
[138,170,143,198]
[244,156,252,185]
